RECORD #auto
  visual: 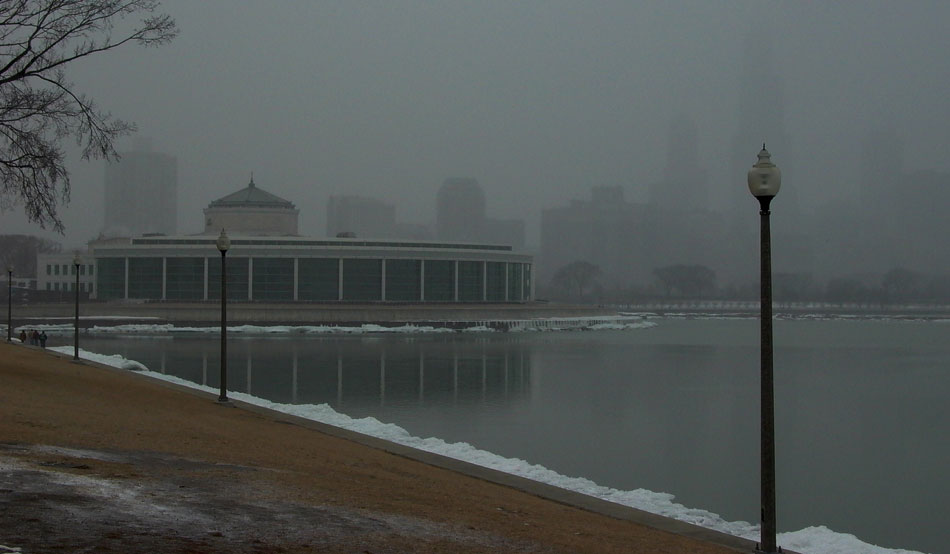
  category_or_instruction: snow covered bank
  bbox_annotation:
[50,346,927,554]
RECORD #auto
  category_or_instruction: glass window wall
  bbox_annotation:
[458,261,484,302]
[523,264,532,300]
[207,257,249,300]
[128,258,163,299]
[385,259,421,301]
[342,259,382,301]
[166,257,205,300]
[508,263,524,302]
[298,258,339,301]
[423,260,454,302]
[252,258,294,301]
[486,262,506,302]
[95,258,125,300]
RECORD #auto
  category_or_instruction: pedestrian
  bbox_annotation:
[18,329,26,343]
[39,331,47,348]
[30,330,38,345]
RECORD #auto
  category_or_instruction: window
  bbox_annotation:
[62,264,67,275]
[89,265,94,275]
[458,261,484,302]
[80,265,85,276]
[128,258,162,299]
[46,265,51,275]
[385,259,421,301]
[423,260,454,301]
[486,262,506,301]
[165,258,205,300]
[298,258,339,301]
[46,283,51,291]
[207,257,249,301]
[54,265,59,275]
[252,258,294,301]
[342,259,382,301]
[508,263,524,302]
[96,258,126,300]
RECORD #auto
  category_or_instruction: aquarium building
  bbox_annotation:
[89,179,533,303]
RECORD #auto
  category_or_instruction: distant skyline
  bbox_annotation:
[1,1,948,277]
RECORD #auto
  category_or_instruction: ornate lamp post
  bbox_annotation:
[6,266,12,342]
[216,229,231,403]
[73,254,82,361]
[748,145,782,553]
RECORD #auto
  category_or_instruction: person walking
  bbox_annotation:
[39,331,47,348]
[18,329,26,343]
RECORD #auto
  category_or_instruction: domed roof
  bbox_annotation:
[208,177,296,209]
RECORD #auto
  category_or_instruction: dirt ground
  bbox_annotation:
[0,341,746,553]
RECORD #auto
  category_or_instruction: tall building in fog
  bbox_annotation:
[326,195,396,238]
[860,123,904,211]
[729,34,795,217]
[436,178,486,242]
[723,34,812,284]
[102,139,177,237]
[436,177,524,248]
[651,115,708,213]
[541,186,649,287]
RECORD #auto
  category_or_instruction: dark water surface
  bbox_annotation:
[64,318,949,553]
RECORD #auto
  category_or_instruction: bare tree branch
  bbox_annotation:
[0,0,177,231]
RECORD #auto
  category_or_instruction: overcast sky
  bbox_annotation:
[3,0,950,250]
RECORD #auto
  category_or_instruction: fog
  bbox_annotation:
[3,1,949,287]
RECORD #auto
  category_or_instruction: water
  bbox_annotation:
[61,317,950,554]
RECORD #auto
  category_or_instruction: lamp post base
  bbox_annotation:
[755,544,782,553]
[216,397,233,406]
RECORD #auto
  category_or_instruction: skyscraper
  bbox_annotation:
[436,177,486,242]
[102,139,177,237]
[651,115,708,213]
[729,33,795,218]
[326,194,397,238]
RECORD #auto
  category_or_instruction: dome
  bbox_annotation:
[208,177,296,209]
[203,177,299,236]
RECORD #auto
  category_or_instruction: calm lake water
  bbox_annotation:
[61,317,949,554]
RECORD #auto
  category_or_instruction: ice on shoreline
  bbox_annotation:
[46,345,928,554]
[17,317,656,336]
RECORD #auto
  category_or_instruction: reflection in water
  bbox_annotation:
[88,336,530,411]
[67,320,950,554]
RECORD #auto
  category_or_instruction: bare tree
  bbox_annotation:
[653,264,717,298]
[0,233,60,275]
[551,260,602,299]
[0,0,177,231]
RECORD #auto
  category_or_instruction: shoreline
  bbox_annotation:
[0,340,755,553]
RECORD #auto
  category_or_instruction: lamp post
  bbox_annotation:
[73,254,82,361]
[6,266,12,342]
[216,229,231,403]
[748,144,781,553]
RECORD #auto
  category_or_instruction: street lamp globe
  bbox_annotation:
[747,144,782,199]
[216,229,230,253]
[73,253,82,267]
